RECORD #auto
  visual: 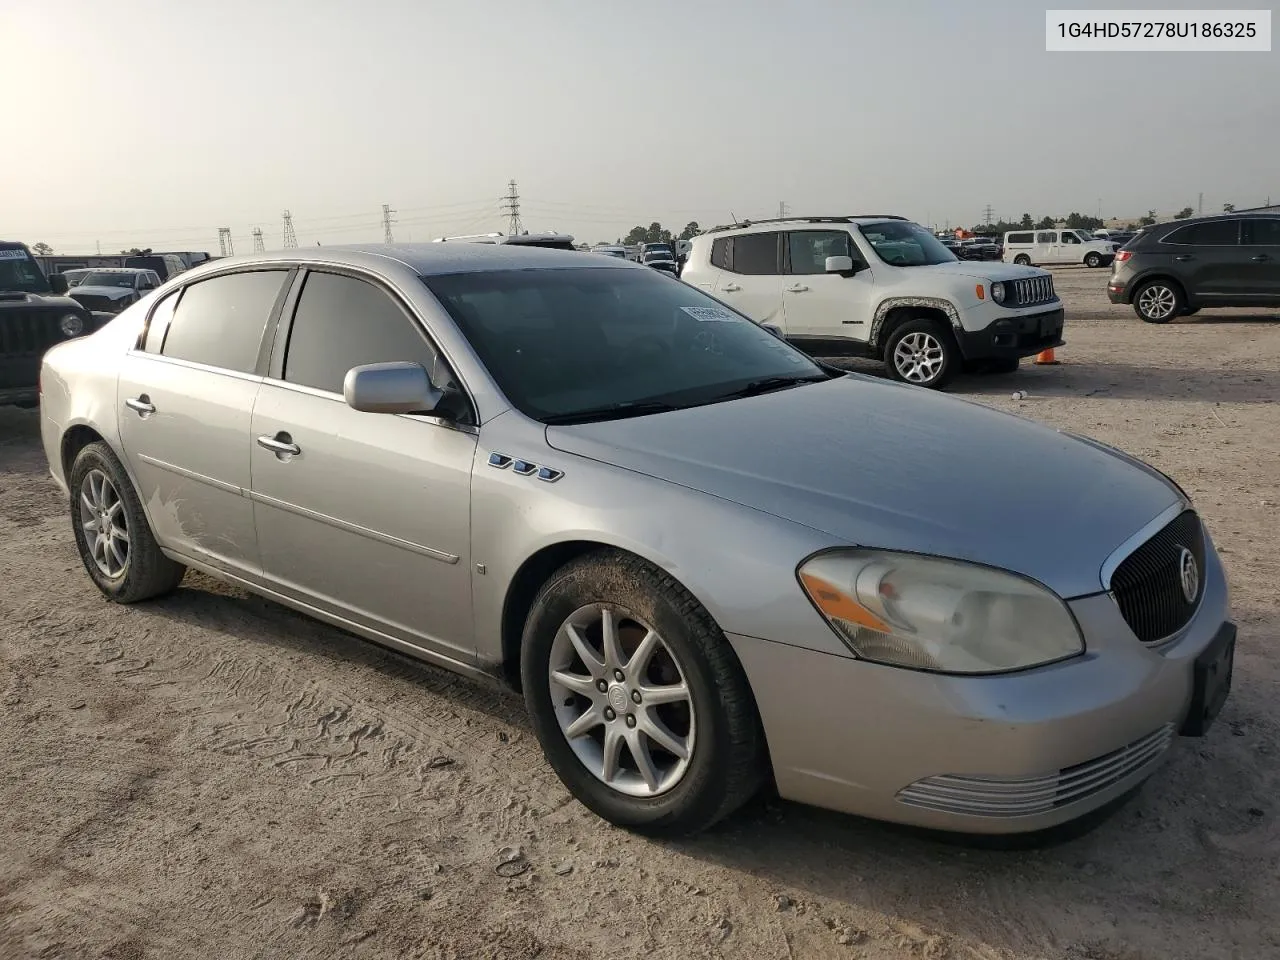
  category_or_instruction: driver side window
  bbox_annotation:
[786,231,852,275]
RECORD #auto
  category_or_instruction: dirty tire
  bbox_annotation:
[69,441,186,603]
[1084,251,1103,268]
[1014,254,1032,266]
[521,549,765,836]
[884,317,959,389]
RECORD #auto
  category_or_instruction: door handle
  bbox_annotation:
[1174,255,1194,261]
[721,283,742,292]
[786,284,810,293]
[1251,254,1270,262]
[257,433,301,457]
[125,395,155,416]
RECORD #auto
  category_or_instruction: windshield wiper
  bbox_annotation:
[713,374,829,400]
[540,399,682,425]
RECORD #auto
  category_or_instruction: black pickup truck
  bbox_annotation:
[1,241,101,407]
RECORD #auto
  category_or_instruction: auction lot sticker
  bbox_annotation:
[1046,9,1271,51]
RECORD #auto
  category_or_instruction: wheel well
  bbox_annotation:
[1131,274,1187,303]
[500,540,615,690]
[61,425,106,478]
[875,306,952,358]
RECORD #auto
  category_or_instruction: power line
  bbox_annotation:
[501,180,522,236]
[281,210,298,249]
[252,228,265,253]
[382,203,397,244]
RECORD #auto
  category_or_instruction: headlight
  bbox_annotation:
[59,313,85,337]
[990,281,1006,304]
[797,550,1084,674]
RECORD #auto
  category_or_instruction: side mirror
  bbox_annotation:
[760,323,785,339]
[825,255,864,275]
[343,361,443,416]
[48,273,69,295]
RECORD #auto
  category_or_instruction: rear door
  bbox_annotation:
[1034,231,1059,264]
[249,267,478,664]
[1239,218,1280,302]
[117,267,293,577]
[712,231,785,327]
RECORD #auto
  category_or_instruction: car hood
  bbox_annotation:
[929,260,1046,282]
[545,375,1181,599]
[70,285,135,300]
[0,291,86,311]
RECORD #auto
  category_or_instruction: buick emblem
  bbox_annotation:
[1177,546,1199,604]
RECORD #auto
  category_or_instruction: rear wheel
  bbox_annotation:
[1014,254,1032,266]
[1084,252,1102,268]
[521,550,764,836]
[884,318,959,389]
[1132,280,1184,323]
[69,442,186,602]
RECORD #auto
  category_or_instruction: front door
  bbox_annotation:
[781,229,874,347]
[116,269,292,577]
[249,268,478,664]
[1035,231,1060,264]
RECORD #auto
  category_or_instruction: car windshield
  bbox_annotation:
[857,221,958,266]
[422,266,828,422]
[81,272,138,287]
[0,248,52,294]
[644,251,672,260]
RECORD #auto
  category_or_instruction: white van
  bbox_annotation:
[1002,229,1118,268]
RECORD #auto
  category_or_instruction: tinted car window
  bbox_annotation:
[161,270,288,373]
[787,231,854,274]
[142,289,181,353]
[729,232,780,275]
[1164,220,1240,245]
[710,237,732,270]
[423,266,824,422]
[284,270,449,397]
[1243,219,1280,245]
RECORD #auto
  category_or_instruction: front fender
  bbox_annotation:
[870,297,964,348]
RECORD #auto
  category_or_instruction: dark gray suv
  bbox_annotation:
[1107,213,1280,322]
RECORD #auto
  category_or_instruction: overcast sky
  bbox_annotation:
[6,0,1277,253]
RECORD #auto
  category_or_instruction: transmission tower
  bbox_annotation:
[281,210,298,249]
[500,180,522,236]
[217,227,233,257]
[982,204,994,226]
[778,201,789,218]
[252,228,265,253]
[382,203,397,244]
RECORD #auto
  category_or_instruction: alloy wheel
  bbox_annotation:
[80,468,129,579]
[892,331,946,384]
[547,604,695,798]
[1138,284,1177,321]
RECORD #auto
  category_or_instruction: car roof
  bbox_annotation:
[85,266,149,273]
[170,242,633,279]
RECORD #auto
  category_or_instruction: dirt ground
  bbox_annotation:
[2,268,1278,960]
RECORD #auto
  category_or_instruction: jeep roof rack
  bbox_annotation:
[705,214,908,234]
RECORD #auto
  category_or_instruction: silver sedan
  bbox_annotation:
[38,244,1235,837]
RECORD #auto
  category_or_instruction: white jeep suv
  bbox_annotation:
[681,216,1064,389]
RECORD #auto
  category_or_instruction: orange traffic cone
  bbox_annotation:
[1034,347,1060,365]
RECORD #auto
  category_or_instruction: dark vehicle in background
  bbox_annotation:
[1107,213,1280,322]
[124,253,188,281]
[641,247,680,276]
[961,236,1002,261]
[68,268,162,315]
[0,242,99,406]
[1106,231,1137,248]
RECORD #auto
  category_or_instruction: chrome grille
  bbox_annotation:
[1110,510,1205,644]
[1011,275,1055,306]
[896,724,1175,818]
[0,308,63,356]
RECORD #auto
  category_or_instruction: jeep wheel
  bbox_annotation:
[1014,254,1032,266]
[1084,252,1102,268]
[1133,280,1184,324]
[884,319,959,389]
[521,550,764,836]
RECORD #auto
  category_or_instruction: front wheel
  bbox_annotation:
[1132,280,1184,323]
[1014,254,1032,266]
[1084,252,1102,268]
[884,318,960,389]
[521,550,764,836]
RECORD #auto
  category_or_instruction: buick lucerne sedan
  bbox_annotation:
[39,244,1235,837]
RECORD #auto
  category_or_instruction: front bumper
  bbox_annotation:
[958,307,1064,361]
[730,540,1231,834]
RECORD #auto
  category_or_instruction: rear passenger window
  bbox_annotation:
[710,237,732,270]
[142,290,180,353]
[160,270,288,373]
[283,271,448,397]
[1164,221,1239,245]
[1243,219,1280,245]
[1036,232,1056,244]
[729,232,781,275]
[1007,232,1033,244]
